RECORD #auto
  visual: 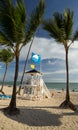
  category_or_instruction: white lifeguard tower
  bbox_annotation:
[23,69,51,100]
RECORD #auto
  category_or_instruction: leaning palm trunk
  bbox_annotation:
[60,47,76,111]
[16,36,34,95]
[0,0,45,115]
[0,64,8,95]
[4,54,20,115]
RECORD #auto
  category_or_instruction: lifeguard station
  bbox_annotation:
[23,69,51,100]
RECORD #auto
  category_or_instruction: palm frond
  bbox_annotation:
[0,48,14,63]
[24,0,45,45]
[42,8,73,45]
[53,12,66,41]
[0,0,26,44]
[14,0,26,43]
[0,0,12,15]
[63,8,73,40]
[0,31,13,47]
[72,29,78,42]
[0,0,17,42]
[42,19,64,43]
[53,12,63,28]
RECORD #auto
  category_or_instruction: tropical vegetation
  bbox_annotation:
[0,0,78,115]
[0,48,14,95]
[0,0,45,115]
[16,35,34,95]
[42,8,77,111]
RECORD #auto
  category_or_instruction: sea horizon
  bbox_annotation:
[0,81,78,92]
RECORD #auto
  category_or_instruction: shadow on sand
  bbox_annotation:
[1,106,62,127]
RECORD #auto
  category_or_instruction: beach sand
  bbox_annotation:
[0,86,78,130]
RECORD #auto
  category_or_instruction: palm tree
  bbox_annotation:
[42,8,77,111]
[0,48,14,95]
[72,29,78,42]
[0,0,45,115]
[16,35,34,95]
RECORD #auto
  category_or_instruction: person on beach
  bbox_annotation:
[62,88,64,92]
[51,91,54,97]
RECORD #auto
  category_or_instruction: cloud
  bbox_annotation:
[0,37,77,82]
[19,37,78,82]
[20,37,65,60]
[20,37,78,63]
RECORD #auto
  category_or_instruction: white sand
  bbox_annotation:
[0,86,78,130]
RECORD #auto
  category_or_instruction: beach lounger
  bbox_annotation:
[0,94,11,99]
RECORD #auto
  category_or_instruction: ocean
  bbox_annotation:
[45,82,78,91]
[0,81,78,91]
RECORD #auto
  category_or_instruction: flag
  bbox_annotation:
[30,64,35,69]
[31,52,41,64]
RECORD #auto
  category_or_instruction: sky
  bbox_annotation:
[0,0,78,83]
[20,0,78,82]
[24,0,78,37]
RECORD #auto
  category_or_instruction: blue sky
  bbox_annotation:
[24,0,78,37]
[13,0,78,37]
[0,0,78,83]
[20,0,78,82]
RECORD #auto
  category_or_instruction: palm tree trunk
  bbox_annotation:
[17,36,34,95]
[65,48,70,101]
[60,47,77,111]
[3,53,20,115]
[7,53,20,114]
[0,64,8,95]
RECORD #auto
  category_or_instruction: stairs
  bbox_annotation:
[40,79,51,98]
